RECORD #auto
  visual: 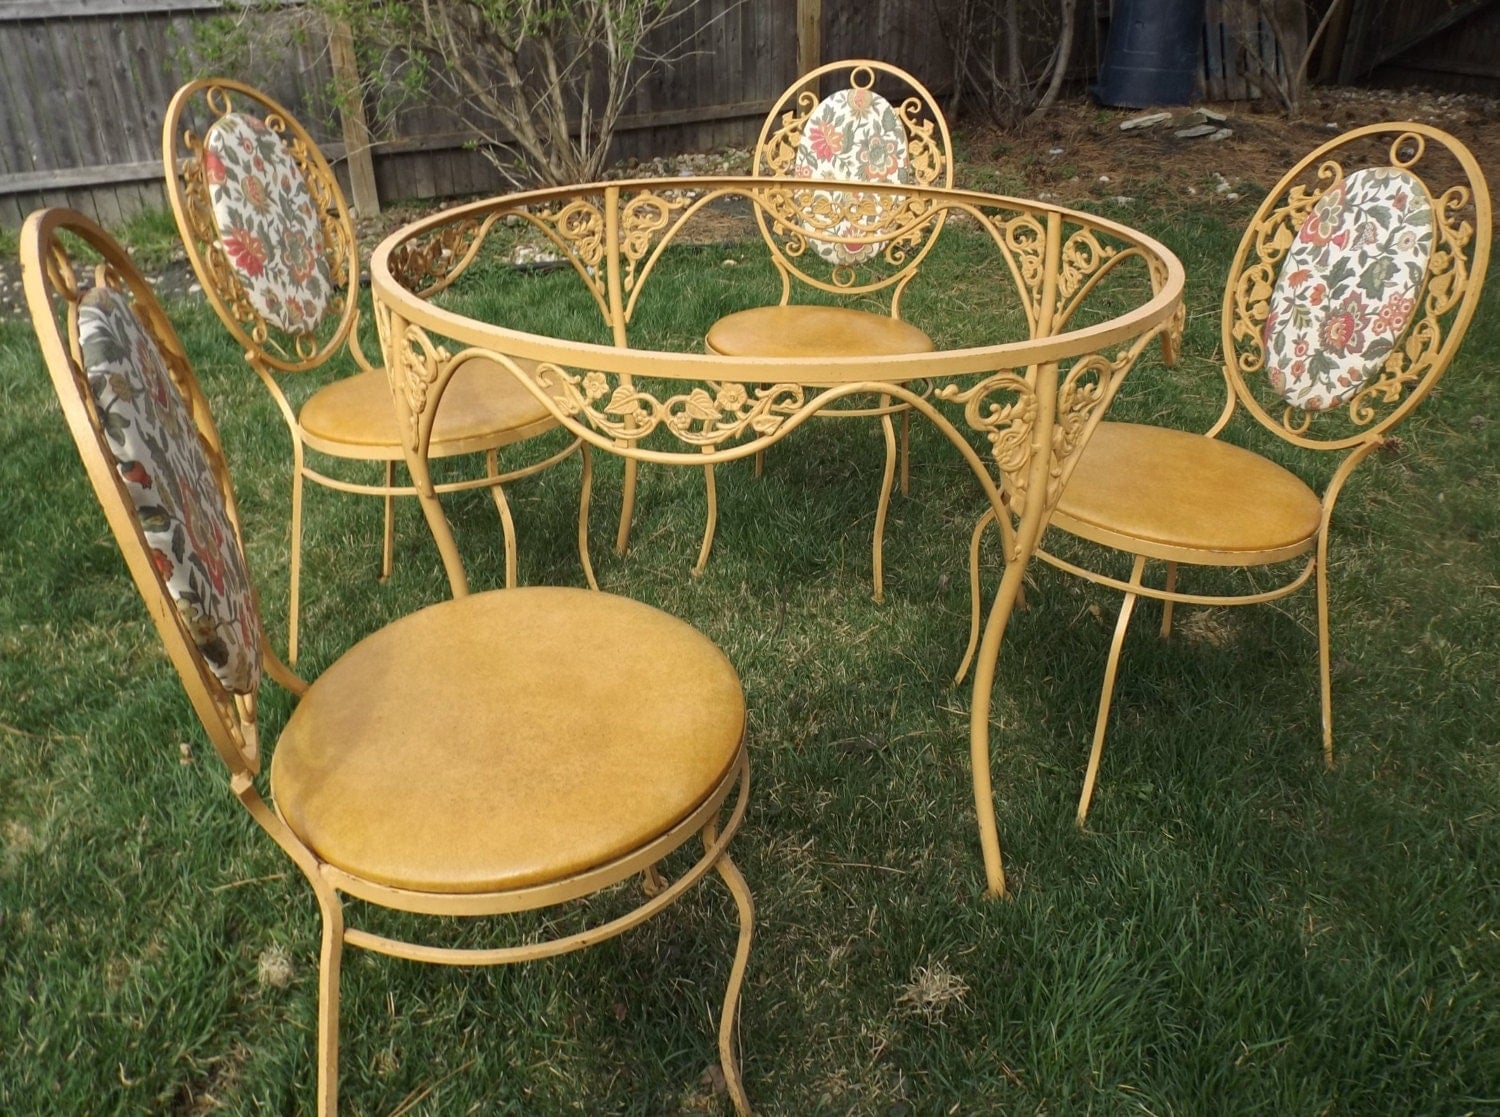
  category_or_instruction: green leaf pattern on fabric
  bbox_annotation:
[1263,167,1433,411]
[79,287,263,694]
[205,112,331,334]
[794,88,913,265]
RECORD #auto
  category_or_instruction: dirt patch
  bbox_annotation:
[976,86,1500,210]
[4,85,1496,326]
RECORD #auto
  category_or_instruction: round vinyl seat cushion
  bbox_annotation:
[269,587,746,894]
[298,358,555,458]
[1050,422,1323,564]
[706,304,933,367]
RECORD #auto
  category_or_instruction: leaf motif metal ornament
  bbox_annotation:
[935,372,1037,512]
[1056,228,1119,307]
[998,211,1049,312]
[1045,347,1135,507]
[619,189,696,294]
[1345,178,1473,428]
[758,92,819,177]
[896,96,944,186]
[530,196,608,271]
[387,216,484,294]
[536,365,807,448]
[1228,175,1335,386]
[394,322,452,450]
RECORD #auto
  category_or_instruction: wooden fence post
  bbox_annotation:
[798,0,822,96]
[326,16,380,217]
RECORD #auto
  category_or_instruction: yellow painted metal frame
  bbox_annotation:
[689,59,955,597]
[370,176,1186,897]
[959,122,1491,825]
[162,78,593,664]
[23,208,755,1116]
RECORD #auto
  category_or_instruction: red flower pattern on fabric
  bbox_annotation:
[1263,167,1435,411]
[78,286,262,694]
[205,112,332,334]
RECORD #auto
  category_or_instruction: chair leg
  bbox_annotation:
[871,405,898,604]
[315,894,346,1117]
[488,485,518,590]
[289,461,306,667]
[577,445,598,591]
[694,462,717,577]
[752,448,765,479]
[1159,561,1178,639]
[379,461,396,584]
[954,507,996,686]
[615,458,638,556]
[712,846,755,1117]
[1077,553,1147,827]
[1316,546,1334,769]
[899,407,911,496]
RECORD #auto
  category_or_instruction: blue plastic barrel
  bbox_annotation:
[1094,0,1206,108]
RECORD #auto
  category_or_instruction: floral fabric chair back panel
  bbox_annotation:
[205,112,333,334]
[79,285,263,694]
[794,87,913,265]
[1263,167,1435,411]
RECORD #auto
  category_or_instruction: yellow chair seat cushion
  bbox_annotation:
[269,587,746,895]
[298,359,555,459]
[1049,422,1323,565]
[706,305,933,368]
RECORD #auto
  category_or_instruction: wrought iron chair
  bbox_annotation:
[162,78,593,664]
[23,207,755,1117]
[965,123,1490,824]
[675,59,952,597]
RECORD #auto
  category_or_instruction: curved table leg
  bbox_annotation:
[1077,552,1147,827]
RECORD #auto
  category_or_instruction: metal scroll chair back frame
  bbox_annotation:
[991,122,1491,824]
[163,78,591,664]
[751,58,954,307]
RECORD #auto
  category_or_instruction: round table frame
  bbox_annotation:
[371,176,1186,898]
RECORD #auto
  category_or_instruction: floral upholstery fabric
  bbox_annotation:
[79,287,262,694]
[794,87,913,265]
[204,111,332,334]
[1263,167,1434,411]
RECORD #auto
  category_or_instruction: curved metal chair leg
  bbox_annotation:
[954,506,996,686]
[694,461,717,577]
[615,458,638,556]
[577,445,598,591]
[289,458,306,667]
[486,460,519,588]
[1158,561,1178,639]
[379,461,396,584]
[1316,538,1334,769]
[1077,553,1147,827]
[712,845,755,1117]
[899,407,911,496]
[315,894,346,1117]
[872,405,898,604]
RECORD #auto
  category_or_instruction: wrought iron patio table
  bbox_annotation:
[370,176,1186,898]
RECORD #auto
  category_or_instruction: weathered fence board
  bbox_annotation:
[2,0,886,227]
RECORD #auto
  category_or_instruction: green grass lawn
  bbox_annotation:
[2,190,1498,1115]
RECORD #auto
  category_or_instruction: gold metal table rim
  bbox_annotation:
[370,176,1185,383]
[369,176,1189,899]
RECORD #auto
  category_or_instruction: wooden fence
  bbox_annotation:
[0,0,959,228]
